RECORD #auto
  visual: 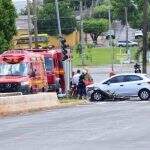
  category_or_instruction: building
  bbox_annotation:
[16,15,33,36]
[13,15,79,49]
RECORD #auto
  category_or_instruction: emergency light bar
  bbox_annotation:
[2,55,24,64]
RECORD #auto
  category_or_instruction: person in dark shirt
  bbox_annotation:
[134,63,141,73]
[78,70,86,99]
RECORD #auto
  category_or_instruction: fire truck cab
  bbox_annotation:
[30,49,65,93]
[0,50,48,94]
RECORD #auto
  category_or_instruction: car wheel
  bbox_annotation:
[138,89,150,100]
[30,87,34,94]
[91,91,104,102]
[21,86,30,95]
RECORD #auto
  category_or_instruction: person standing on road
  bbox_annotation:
[134,63,141,73]
[78,70,87,99]
[71,70,81,97]
[84,69,93,86]
[72,70,81,86]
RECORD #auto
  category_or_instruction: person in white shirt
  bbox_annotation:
[72,69,81,86]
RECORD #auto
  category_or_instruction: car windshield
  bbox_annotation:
[0,63,28,76]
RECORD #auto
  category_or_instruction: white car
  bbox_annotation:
[135,30,143,39]
[86,73,150,101]
[117,40,138,47]
[105,30,115,39]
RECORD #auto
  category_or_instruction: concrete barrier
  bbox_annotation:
[0,92,59,116]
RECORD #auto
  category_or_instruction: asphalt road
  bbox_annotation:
[1,101,150,150]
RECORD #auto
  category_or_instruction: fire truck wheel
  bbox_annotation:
[21,88,31,95]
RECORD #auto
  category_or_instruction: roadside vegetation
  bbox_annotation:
[73,47,137,66]
[0,0,16,53]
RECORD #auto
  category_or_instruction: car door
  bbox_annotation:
[122,75,143,96]
[102,75,125,95]
[44,57,55,85]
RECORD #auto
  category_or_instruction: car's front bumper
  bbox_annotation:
[86,87,95,100]
[86,87,116,100]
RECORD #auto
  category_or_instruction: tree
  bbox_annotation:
[111,0,144,28]
[93,4,110,19]
[83,19,108,44]
[0,32,9,51]
[0,0,17,52]
[69,0,96,10]
[37,0,76,35]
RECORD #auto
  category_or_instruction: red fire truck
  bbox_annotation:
[0,50,48,94]
[30,49,66,93]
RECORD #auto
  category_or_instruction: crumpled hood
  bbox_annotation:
[86,83,101,88]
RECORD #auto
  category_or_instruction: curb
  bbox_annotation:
[0,99,90,118]
[0,93,59,117]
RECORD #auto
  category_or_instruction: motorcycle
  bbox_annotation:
[134,63,141,73]
[134,68,141,73]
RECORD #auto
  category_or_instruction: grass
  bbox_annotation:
[59,99,80,104]
[73,47,137,66]
[59,99,87,106]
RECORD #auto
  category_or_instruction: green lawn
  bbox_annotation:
[72,47,137,66]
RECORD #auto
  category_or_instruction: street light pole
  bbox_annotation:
[142,0,148,73]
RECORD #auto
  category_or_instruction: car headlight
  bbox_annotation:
[86,87,94,92]
[21,81,29,86]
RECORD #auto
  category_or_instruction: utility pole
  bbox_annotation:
[142,0,148,73]
[55,0,62,37]
[33,0,38,48]
[55,0,71,93]
[80,0,84,66]
[90,0,94,17]
[108,8,114,72]
[27,0,32,48]
[125,7,130,63]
